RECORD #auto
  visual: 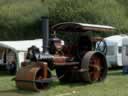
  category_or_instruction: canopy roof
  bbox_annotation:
[52,22,115,32]
[0,39,42,52]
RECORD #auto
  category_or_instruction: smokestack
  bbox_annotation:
[41,16,49,54]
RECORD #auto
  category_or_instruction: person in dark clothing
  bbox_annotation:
[26,45,40,61]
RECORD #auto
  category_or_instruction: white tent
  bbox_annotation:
[0,39,42,52]
[0,39,42,71]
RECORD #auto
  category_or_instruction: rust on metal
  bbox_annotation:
[80,51,107,83]
[53,55,79,66]
[16,62,50,91]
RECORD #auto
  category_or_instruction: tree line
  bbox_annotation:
[0,0,128,40]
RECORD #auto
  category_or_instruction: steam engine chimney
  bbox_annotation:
[41,16,49,54]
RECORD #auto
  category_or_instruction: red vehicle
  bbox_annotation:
[15,17,114,91]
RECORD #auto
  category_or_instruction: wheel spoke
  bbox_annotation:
[89,55,102,81]
[81,51,107,83]
[90,71,101,81]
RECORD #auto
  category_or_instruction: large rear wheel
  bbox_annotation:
[80,51,107,83]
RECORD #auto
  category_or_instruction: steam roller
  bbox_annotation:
[15,16,114,91]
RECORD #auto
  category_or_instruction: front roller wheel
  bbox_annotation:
[16,62,51,91]
[80,51,107,83]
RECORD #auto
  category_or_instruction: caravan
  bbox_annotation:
[104,35,128,67]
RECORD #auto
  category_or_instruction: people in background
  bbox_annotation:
[26,45,40,61]
[6,49,16,75]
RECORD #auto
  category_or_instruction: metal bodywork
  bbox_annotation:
[15,17,114,91]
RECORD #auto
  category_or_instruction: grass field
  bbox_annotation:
[0,70,128,96]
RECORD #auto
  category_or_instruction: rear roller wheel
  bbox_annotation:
[80,51,107,83]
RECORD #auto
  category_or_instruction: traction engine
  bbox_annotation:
[15,17,113,91]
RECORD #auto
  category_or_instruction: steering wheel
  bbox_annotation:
[95,40,107,55]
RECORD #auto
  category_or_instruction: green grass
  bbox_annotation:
[0,70,128,96]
